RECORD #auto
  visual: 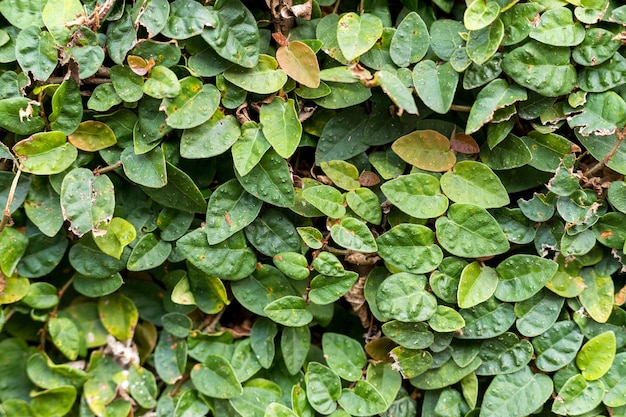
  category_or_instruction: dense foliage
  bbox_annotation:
[1,0,626,415]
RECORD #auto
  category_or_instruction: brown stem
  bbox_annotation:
[332,0,341,14]
[94,161,122,175]
[322,245,350,255]
[450,104,472,112]
[0,165,22,234]
[583,128,626,177]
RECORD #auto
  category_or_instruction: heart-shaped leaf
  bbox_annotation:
[391,130,456,172]
[441,161,509,208]
[530,7,585,47]
[14,131,77,175]
[276,40,320,88]
[223,54,287,94]
[412,61,458,114]
[458,261,499,309]
[436,203,510,258]
[377,224,443,274]
[161,77,220,129]
[337,12,383,61]
[381,173,449,219]
[466,79,527,134]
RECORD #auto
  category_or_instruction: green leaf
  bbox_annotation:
[260,98,302,159]
[49,78,83,135]
[143,66,181,99]
[466,79,527,134]
[110,65,144,103]
[106,11,137,64]
[0,226,28,283]
[250,318,277,368]
[245,209,300,257]
[177,228,256,281]
[578,52,626,93]
[68,121,117,152]
[94,217,136,259]
[205,179,262,245]
[346,188,382,225]
[330,218,377,253]
[181,111,241,159]
[572,28,621,66]
[141,162,207,213]
[309,271,359,305]
[127,233,171,271]
[297,226,324,249]
[121,146,167,188]
[201,0,259,68]
[264,296,313,327]
[481,134,532,170]
[412,61,458,114]
[26,352,87,390]
[30,386,77,417]
[137,0,169,37]
[60,168,115,237]
[88,83,122,111]
[600,352,626,407]
[376,224,443,274]
[265,403,299,417]
[410,357,482,390]
[231,265,298,316]
[441,161,509,208]
[337,13,383,61]
[68,237,125,278]
[13,131,77,175]
[320,160,360,191]
[191,355,243,399]
[391,130,456,172]
[382,321,434,350]
[307,257,347,290]
[464,0,500,30]
[305,362,341,415]
[458,261,499,309]
[576,330,616,381]
[232,121,271,177]
[302,185,345,218]
[568,92,626,136]
[436,203,510,258]
[533,321,584,372]
[0,0,45,29]
[230,339,262,382]
[273,252,309,281]
[338,380,388,416]
[162,77,220,129]
[0,97,45,135]
[522,131,577,172]
[390,347,432,379]
[608,181,626,214]
[579,267,614,323]
[376,272,437,322]
[316,107,370,164]
[374,70,418,115]
[128,366,157,409]
[73,272,123,298]
[223,54,286,94]
[466,18,504,65]
[390,12,429,67]
[502,41,576,97]
[316,14,348,63]
[429,305,466,332]
[15,26,57,81]
[323,333,367,382]
[160,0,217,39]
[48,317,80,360]
[21,281,59,308]
[314,80,372,109]
[552,374,604,415]
[281,325,310,375]
[0,264,30,304]
[514,290,564,337]
[530,7,585,47]
[476,332,533,375]
[237,149,295,208]
[480,367,553,417]
[494,255,558,302]
[457,298,516,339]
[98,293,139,341]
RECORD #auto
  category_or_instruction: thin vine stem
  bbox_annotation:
[0,165,23,234]
[583,128,626,177]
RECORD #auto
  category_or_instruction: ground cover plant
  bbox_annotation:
[1,0,626,415]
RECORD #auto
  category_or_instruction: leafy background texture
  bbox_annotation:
[1,0,626,416]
